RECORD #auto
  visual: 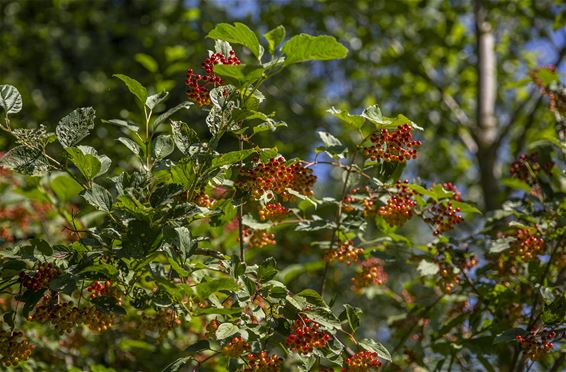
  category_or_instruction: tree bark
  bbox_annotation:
[474,0,500,211]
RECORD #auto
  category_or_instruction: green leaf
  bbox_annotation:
[102,119,139,132]
[0,84,23,114]
[450,200,481,214]
[207,22,261,59]
[91,296,127,315]
[295,289,327,308]
[493,328,526,344]
[134,53,158,73]
[161,357,194,372]
[489,237,513,254]
[215,323,239,340]
[417,260,439,276]
[185,340,211,353]
[0,145,50,176]
[164,226,195,259]
[153,134,175,160]
[340,304,363,333]
[153,102,193,128]
[49,173,83,202]
[113,74,148,105]
[281,34,348,66]
[258,257,278,282]
[264,25,286,55]
[114,194,152,220]
[56,107,96,147]
[117,137,140,156]
[195,278,239,298]
[327,107,365,129]
[171,120,199,155]
[359,338,392,362]
[66,146,111,180]
[213,64,264,88]
[145,91,169,110]
[81,183,113,212]
[211,148,256,168]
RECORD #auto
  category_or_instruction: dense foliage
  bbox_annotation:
[0,20,565,372]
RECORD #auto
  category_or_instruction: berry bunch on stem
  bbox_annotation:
[244,352,283,371]
[379,181,417,227]
[286,316,332,354]
[363,124,422,162]
[342,351,382,371]
[185,50,240,106]
[351,258,388,293]
[20,263,62,291]
[324,240,364,266]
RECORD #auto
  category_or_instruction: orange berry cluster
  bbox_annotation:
[0,330,33,367]
[510,153,553,186]
[324,240,364,266]
[363,124,422,162]
[286,317,331,354]
[244,352,283,371]
[258,202,289,221]
[236,157,316,201]
[87,280,112,299]
[185,51,240,106]
[516,329,557,360]
[379,182,417,227]
[437,260,460,294]
[423,201,463,236]
[242,228,276,249]
[29,301,113,334]
[20,263,62,291]
[342,351,382,371]
[142,308,182,340]
[352,258,388,293]
[221,336,251,357]
[194,192,215,208]
[509,228,544,260]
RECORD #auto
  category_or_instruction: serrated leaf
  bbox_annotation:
[146,91,169,110]
[215,323,239,340]
[117,137,140,156]
[207,22,261,59]
[327,107,365,129]
[102,119,139,132]
[113,74,147,105]
[171,120,198,155]
[66,146,111,180]
[195,278,239,298]
[282,34,348,66]
[489,237,513,253]
[417,260,439,276]
[49,173,83,202]
[213,64,264,88]
[164,226,195,259]
[81,183,113,212]
[56,107,96,147]
[264,25,286,55]
[0,145,50,176]
[185,340,211,353]
[0,84,22,114]
[359,338,392,361]
[258,257,278,282]
[212,148,256,168]
[153,134,175,160]
[341,304,362,333]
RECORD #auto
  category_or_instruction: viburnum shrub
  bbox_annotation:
[0,22,563,371]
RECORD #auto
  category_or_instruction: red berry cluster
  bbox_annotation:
[221,336,251,357]
[258,202,289,221]
[244,352,283,371]
[342,351,382,371]
[20,263,62,291]
[29,301,113,334]
[509,228,544,260]
[442,182,462,201]
[516,329,558,360]
[510,153,553,186]
[324,240,364,266]
[142,308,182,340]
[241,228,276,249]
[185,51,240,106]
[236,157,316,201]
[87,280,112,299]
[287,317,332,354]
[206,319,219,338]
[423,201,463,236]
[352,258,388,293]
[0,329,33,367]
[363,124,422,162]
[379,181,417,227]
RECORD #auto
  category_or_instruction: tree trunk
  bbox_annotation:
[474,0,500,211]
